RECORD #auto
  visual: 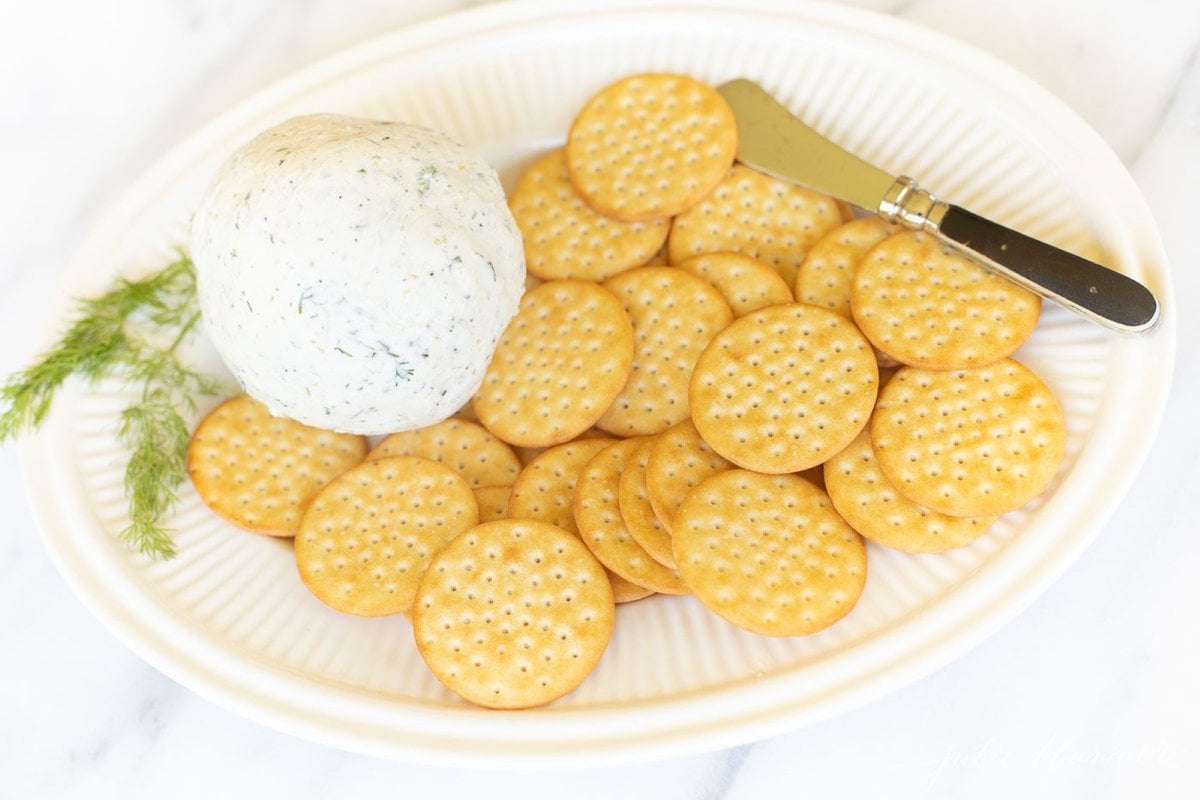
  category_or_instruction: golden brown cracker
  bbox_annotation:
[825,427,995,552]
[644,419,731,534]
[850,231,1041,369]
[617,438,674,568]
[672,470,867,636]
[565,73,737,221]
[508,149,669,281]
[507,438,616,536]
[474,280,635,447]
[870,360,1066,517]
[187,394,367,536]
[795,216,897,318]
[597,266,732,436]
[676,252,794,318]
[412,519,614,708]
[689,303,878,473]
[667,164,845,286]
[609,570,655,603]
[573,439,688,594]
[474,485,512,523]
[293,456,479,616]
[367,418,521,489]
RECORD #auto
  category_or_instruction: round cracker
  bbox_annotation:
[508,438,616,536]
[644,419,731,534]
[597,266,733,436]
[676,252,794,318]
[850,231,1041,369]
[294,456,479,616]
[870,360,1066,517]
[474,485,511,523]
[609,571,655,604]
[618,438,674,568]
[187,394,367,536]
[474,280,635,448]
[667,164,845,286]
[367,418,521,489]
[689,303,878,473]
[795,217,897,318]
[825,427,996,552]
[672,470,867,636]
[412,519,614,709]
[508,149,669,281]
[573,439,688,595]
[565,73,737,221]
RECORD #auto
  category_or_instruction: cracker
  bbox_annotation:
[508,149,669,281]
[474,280,634,447]
[367,418,521,489]
[474,485,511,523]
[825,427,996,552]
[187,394,367,536]
[795,216,897,318]
[618,438,674,568]
[871,360,1066,517]
[573,438,688,594]
[644,419,730,534]
[597,266,732,436]
[676,252,794,318]
[293,456,479,615]
[609,571,655,604]
[565,73,737,221]
[689,303,878,473]
[667,164,845,286]
[851,231,1041,369]
[672,470,867,636]
[412,519,614,709]
[508,438,616,536]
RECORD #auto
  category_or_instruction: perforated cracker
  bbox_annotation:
[509,149,669,281]
[795,217,897,318]
[871,360,1066,517]
[573,438,688,594]
[689,303,878,473]
[824,427,995,552]
[474,281,634,447]
[508,438,616,536]
[187,394,367,536]
[474,485,511,523]
[609,571,655,604]
[367,418,521,489]
[667,164,846,286]
[644,419,730,534]
[672,470,867,636]
[618,438,674,568]
[676,252,793,318]
[851,231,1041,369]
[293,456,479,616]
[597,266,732,436]
[412,519,614,709]
[565,73,737,221]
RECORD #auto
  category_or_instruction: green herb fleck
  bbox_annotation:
[416,165,438,195]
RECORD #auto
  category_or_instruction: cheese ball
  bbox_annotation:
[191,114,525,434]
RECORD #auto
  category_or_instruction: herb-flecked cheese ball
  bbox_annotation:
[191,114,525,434]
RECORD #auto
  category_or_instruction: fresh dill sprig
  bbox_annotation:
[0,252,220,559]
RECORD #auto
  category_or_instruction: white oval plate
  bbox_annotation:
[21,0,1175,767]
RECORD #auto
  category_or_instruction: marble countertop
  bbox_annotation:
[2,0,1198,797]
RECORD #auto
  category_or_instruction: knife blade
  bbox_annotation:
[717,79,1161,335]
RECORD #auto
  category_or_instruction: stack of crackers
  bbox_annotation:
[187,73,1067,710]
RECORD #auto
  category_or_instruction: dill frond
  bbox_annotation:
[0,251,221,559]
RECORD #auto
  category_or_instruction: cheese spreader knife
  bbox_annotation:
[717,79,1160,335]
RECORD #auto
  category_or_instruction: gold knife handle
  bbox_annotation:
[878,177,1161,335]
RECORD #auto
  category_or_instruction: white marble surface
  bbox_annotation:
[2,0,1199,796]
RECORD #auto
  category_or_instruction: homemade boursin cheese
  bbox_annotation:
[191,114,525,434]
